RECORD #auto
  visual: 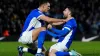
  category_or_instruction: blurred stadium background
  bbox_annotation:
[0,0,100,56]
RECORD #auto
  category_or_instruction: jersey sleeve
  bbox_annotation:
[35,10,44,20]
[47,30,61,38]
[62,20,73,31]
[50,27,70,37]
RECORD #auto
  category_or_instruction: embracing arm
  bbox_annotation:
[39,15,65,23]
[51,18,68,25]
[51,22,64,25]
[47,24,70,36]
[47,30,60,38]
[50,27,70,36]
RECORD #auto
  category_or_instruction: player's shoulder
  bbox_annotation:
[69,18,76,23]
[65,18,77,26]
[70,17,76,21]
[32,8,43,14]
[32,9,38,12]
[70,18,77,27]
[65,18,75,23]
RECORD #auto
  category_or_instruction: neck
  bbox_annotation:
[68,15,72,19]
[65,15,73,21]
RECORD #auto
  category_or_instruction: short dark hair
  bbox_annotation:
[62,5,75,17]
[39,0,50,6]
[67,6,75,17]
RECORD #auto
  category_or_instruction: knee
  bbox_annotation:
[18,38,30,44]
[49,52,53,56]
[49,52,56,56]
[18,39,27,44]
[49,49,57,56]
[40,27,46,31]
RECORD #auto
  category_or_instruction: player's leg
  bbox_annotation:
[18,27,46,56]
[49,49,57,56]
[49,43,70,56]
[18,27,46,43]
[18,44,37,56]
[35,27,47,56]
[18,41,38,56]
[26,41,47,55]
[48,42,80,56]
[49,49,80,56]
[32,27,46,41]
[18,42,47,56]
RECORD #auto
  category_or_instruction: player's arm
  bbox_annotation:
[51,18,69,25]
[51,22,64,25]
[50,27,71,36]
[47,24,71,36]
[39,15,65,23]
[47,30,61,38]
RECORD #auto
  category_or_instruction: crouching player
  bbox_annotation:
[17,0,66,56]
[47,7,82,56]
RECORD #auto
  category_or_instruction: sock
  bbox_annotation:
[69,52,73,55]
[37,31,46,53]
[23,47,28,52]
[55,51,70,56]
[23,47,37,55]
[28,48,37,55]
[37,48,42,53]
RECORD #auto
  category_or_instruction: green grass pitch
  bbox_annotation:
[0,41,100,56]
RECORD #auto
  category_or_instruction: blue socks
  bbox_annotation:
[37,31,46,53]
[55,51,70,56]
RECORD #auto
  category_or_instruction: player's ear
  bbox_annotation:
[42,4,45,8]
[43,6,45,8]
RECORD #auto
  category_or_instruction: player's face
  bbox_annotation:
[63,8,70,17]
[43,3,50,12]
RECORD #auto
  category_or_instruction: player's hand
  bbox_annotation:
[47,24,52,29]
[62,19,66,22]
[63,19,67,22]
